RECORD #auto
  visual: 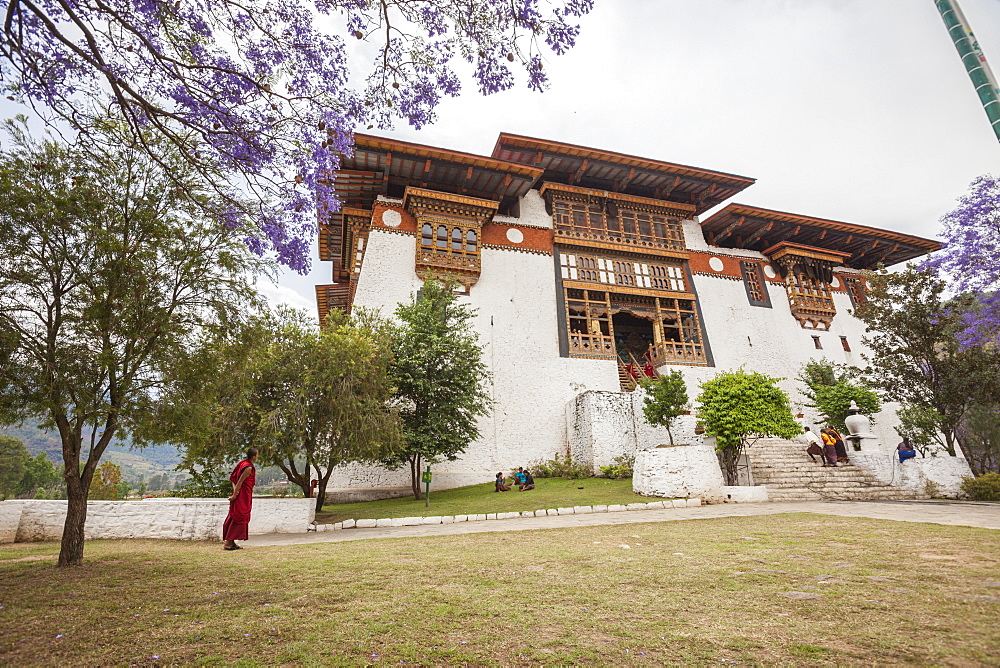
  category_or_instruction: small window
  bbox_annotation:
[465,229,477,252]
[812,336,822,350]
[421,223,433,247]
[451,227,463,251]
[436,225,448,248]
[840,336,851,352]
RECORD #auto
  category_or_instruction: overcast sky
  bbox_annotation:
[272,0,1000,313]
[8,1,998,312]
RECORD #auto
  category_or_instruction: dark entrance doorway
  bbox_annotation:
[613,311,655,363]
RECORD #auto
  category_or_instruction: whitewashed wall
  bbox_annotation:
[5,498,314,542]
[633,445,726,501]
[338,190,619,491]
[331,194,925,492]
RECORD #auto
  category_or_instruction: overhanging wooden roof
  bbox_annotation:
[700,204,941,269]
[491,133,755,215]
[335,133,543,213]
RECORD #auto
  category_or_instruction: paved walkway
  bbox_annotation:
[245,500,1000,547]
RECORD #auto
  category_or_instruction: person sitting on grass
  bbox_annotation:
[519,470,535,491]
[495,472,511,492]
[514,467,527,487]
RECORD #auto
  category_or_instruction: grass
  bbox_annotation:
[315,477,647,524]
[1,514,998,666]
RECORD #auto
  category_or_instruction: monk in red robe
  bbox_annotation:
[223,447,258,551]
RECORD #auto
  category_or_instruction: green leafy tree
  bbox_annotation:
[0,435,29,499]
[15,451,60,498]
[696,369,801,486]
[151,307,403,511]
[87,461,123,500]
[641,370,689,446]
[0,119,266,566]
[387,280,492,500]
[956,404,1000,476]
[798,359,881,433]
[854,267,1000,456]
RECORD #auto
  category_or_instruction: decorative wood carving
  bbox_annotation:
[404,187,499,289]
[764,242,851,330]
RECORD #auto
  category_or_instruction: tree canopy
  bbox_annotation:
[0,0,594,272]
[386,279,491,500]
[925,174,1000,347]
[854,266,1000,456]
[641,370,688,446]
[696,368,800,486]
[0,119,265,565]
[797,359,881,433]
[152,307,404,511]
[0,434,28,499]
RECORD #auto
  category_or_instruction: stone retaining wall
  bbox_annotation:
[2,498,315,543]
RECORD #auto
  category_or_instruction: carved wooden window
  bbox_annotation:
[653,296,707,365]
[564,288,615,358]
[561,288,707,365]
[419,222,479,258]
[786,270,836,330]
[551,197,684,251]
[740,261,771,307]
[843,276,866,308]
[559,252,686,292]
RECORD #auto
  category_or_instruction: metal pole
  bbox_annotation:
[934,0,1000,142]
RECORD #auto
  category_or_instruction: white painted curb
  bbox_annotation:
[313,498,701,533]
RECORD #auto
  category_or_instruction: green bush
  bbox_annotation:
[960,473,1000,501]
[531,454,592,479]
[599,454,635,479]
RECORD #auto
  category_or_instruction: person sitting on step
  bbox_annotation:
[897,437,918,463]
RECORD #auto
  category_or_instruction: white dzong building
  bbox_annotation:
[315,133,941,495]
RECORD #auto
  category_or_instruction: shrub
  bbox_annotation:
[960,473,1000,501]
[599,454,635,479]
[530,453,592,479]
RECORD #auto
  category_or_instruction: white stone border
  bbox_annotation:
[312,498,702,532]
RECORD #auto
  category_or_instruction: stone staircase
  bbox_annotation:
[746,437,923,502]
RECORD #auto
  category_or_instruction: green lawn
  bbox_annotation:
[315,477,649,524]
[2,514,998,666]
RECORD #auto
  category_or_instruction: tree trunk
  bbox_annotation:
[314,463,336,513]
[58,476,88,567]
[718,443,744,487]
[409,454,422,500]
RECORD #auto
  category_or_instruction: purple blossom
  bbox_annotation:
[924,174,1000,347]
[0,0,593,273]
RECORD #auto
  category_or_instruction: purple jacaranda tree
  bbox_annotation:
[925,174,1000,347]
[0,0,594,272]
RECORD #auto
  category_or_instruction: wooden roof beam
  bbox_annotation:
[715,216,746,245]
[614,167,637,191]
[381,152,392,194]
[745,221,774,246]
[569,159,589,186]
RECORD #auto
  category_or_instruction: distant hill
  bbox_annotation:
[0,423,182,484]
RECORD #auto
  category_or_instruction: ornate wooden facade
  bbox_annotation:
[404,188,499,290]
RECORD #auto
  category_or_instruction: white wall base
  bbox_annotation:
[721,486,770,503]
[633,445,725,501]
[895,456,973,498]
[6,498,315,542]
[0,500,26,543]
